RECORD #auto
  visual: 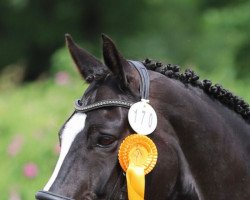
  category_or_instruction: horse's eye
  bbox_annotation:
[97,135,116,147]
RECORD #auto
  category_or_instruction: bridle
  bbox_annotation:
[35,61,150,200]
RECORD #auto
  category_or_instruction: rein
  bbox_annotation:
[36,61,150,200]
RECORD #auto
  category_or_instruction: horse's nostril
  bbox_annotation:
[35,190,74,200]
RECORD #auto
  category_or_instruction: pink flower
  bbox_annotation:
[9,189,21,200]
[54,143,61,155]
[23,162,38,179]
[7,135,23,157]
[55,71,70,85]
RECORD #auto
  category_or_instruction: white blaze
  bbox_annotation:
[44,113,87,191]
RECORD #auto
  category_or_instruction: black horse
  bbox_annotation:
[36,34,250,200]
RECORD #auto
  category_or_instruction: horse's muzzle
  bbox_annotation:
[35,190,74,200]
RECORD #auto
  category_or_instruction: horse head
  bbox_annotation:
[35,34,178,200]
[36,34,250,200]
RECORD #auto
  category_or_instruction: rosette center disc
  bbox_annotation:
[129,145,148,166]
[118,134,158,175]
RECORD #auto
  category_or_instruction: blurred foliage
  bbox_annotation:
[0,0,250,199]
[194,0,250,80]
[0,0,249,82]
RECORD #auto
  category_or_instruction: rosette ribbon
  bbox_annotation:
[118,134,158,200]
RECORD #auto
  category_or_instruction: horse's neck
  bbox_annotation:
[152,77,250,199]
[152,76,250,138]
[151,76,250,163]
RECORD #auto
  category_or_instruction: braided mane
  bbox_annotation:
[142,58,250,122]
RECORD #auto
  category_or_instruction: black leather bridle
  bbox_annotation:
[35,61,150,200]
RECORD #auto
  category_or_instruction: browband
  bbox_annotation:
[75,100,134,112]
[74,61,150,112]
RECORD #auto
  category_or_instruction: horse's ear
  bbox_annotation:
[65,34,107,83]
[102,34,139,92]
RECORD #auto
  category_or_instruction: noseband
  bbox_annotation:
[36,191,73,200]
[35,61,149,200]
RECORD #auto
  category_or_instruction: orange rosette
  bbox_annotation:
[118,134,158,200]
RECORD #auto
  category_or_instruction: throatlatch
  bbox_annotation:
[129,61,150,101]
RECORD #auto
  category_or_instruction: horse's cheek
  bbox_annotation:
[146,144,179,199]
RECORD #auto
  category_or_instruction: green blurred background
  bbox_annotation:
[0,0,249,199]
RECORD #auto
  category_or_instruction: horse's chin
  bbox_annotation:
[118,192,128,200]
[80,191,98,200]
[80,193,128,200]
[117,183,128,200]
[80,188,127,200]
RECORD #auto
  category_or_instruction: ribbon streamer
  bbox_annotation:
[126,163,145,200]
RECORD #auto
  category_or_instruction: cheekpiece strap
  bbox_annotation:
[75,99,134,112]
[129,60,150,101]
